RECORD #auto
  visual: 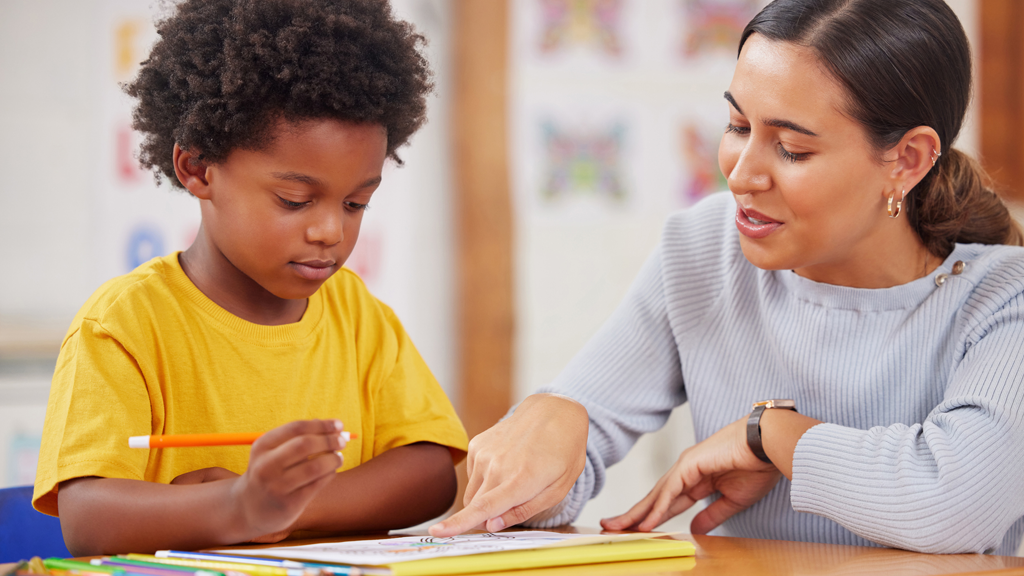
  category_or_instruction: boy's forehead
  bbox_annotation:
[214,115,388,161]
[219,117,389,184]
[274,116,387,139]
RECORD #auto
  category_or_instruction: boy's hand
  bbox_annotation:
[229,419,347,540]
[169,468,296,543]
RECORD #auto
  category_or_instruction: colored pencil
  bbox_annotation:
[154,553,304,570]
[128,431,356,449]
[123,555,313,576]
[95,559,222,576]
[44,560,124,575]
[155,552,376,576]
[43,560,148,576]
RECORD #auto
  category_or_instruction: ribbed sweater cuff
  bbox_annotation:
[790,423,863,518]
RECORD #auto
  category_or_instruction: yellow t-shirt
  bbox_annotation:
[33,253,468,516]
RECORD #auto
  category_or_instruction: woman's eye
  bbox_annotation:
[778,144,810,163]
[725,123,750,135]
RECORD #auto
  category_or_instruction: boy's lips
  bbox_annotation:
[290,259,337,281]
[735,205,783,239]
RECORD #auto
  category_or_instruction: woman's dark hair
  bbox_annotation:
[126,0,432,190]
[740,0,1023,257]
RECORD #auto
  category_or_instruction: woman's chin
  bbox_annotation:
[738,239,795,271]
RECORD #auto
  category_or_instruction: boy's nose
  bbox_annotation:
[307,211,344,246]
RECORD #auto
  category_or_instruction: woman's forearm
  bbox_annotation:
[294,442,457,533]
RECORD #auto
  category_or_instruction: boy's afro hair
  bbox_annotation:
[126,0,432,189]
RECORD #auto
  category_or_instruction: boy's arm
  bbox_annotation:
[57,420,346,556]
[291,441,457,533]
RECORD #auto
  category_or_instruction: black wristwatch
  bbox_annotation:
[746,399,797,464]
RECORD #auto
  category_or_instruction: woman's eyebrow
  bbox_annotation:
[724,91,744,115]
[764,118,819,137]
[723,91,819,137]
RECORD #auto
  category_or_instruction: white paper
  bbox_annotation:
[210,531,676,566]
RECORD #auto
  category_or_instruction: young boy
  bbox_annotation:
[32,0,468,556]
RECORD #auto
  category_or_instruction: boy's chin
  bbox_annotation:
[269,280,329,301]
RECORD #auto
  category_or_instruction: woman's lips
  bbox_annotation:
[735,205,783,239]
[290,260,337,281]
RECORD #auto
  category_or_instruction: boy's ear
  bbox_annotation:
[173,144,212,199]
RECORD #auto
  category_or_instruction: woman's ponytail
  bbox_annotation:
[908,148,1024,258]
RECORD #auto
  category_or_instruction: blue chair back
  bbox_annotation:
[0,486,69,562]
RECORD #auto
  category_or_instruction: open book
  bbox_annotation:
[210,531,695,575]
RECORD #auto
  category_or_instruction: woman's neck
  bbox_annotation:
[792,224,941,289]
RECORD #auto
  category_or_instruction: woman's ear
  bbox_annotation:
[173,144,212,199]
[886,126,941,195]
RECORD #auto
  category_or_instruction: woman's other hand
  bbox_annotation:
[429,393,589,537]
[601,416,778,534]
[603,408,820,534]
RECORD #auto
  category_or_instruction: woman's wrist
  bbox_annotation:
[757,409,822,480]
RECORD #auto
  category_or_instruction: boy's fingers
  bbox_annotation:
[279,451,343,494]
[254,419,344,453]
[291,467,337,503]
[264,428,346,470]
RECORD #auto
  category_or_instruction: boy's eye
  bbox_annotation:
[725,123,750,135]
[345,201,370,211]
[278,196,309,208]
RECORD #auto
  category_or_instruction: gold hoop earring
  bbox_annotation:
[888,188,906,218]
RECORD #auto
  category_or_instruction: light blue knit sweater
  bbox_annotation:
[525,192,1024,555]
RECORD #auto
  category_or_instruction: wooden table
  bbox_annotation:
[218,527,1024,576]
[5,529,1022,576]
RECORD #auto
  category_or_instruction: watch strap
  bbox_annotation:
[746,400,798,465]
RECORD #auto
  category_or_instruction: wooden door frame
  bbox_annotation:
[980,0,1024,201]
[453,0,513,440]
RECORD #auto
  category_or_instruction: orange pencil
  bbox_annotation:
[128,431,356,449]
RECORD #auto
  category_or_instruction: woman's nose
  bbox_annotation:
[726,142,772,196]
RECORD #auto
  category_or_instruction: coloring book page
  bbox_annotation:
[211,531,677,566]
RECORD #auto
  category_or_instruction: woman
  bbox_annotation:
[431,0,1024,555]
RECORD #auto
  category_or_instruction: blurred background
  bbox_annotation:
[0,0,1021,538]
